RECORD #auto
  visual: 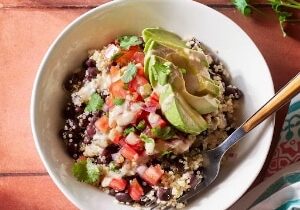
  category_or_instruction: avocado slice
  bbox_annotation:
[160,84,207,134]
[142,28,187,49]
[147,55,218,114]
[146,40,220,97]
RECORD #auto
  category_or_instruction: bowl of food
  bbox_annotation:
[30,0,274,209]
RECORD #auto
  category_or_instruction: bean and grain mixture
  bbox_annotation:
[59,29,242,209]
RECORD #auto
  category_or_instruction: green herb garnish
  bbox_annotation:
[160,151,173,158]
[136,120,146,131]
[84,93,104,113]
[72,159,101,184]
[121,63,137,83]
[231,0,253,16]
[111,52,123,61]
[109,162,118,172]
[151,126,175,140]
[119,35,142,50]
[153,61,172,85]
[113,98,125,106]
[123,127,136,136]
[140,133,155,144]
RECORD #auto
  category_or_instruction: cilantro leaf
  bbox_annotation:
[84,93,104,113]
[123,126,136,136]
[109,162,118,172]
[232,0,252,16]
[111,52,123,61]
[121,63,137,83]
[72,159,101,184]
[151,126,175,140]
[119,35,142,50]
[140,133,155,154]
[140,133,155,144]
[136,120,146,131]
[152,61,172,85]
[113,98,125,106]
[160,151,173,158]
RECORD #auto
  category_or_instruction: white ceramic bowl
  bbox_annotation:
[30,0,275,209]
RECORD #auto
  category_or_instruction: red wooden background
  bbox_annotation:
[0,0,299,209]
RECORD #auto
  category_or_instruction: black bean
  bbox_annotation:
[226,127,236,135]
[115,192,132,203]
[75,106,83,113]
[225,85,243,99]
[85,59,96,67]
[85,67,98,81]
[64,71,85,92]
[109,189,117,196]
[157,188,172,201]
[63,104,76,118]
[86,125,96,138]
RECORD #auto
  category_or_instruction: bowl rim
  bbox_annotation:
[30,0,275,209]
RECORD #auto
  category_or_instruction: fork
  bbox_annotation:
[149,72,300,209]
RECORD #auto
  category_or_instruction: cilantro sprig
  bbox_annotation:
[232,0,300,36]
[113,98,125,106]
[152,61,172,86]
[85,93,104,113]
[121,63,137,83]
[119,35,142,50]
[72,159,101,184]
[151,126,175,140]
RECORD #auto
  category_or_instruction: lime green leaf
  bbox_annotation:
[232,0,252,16]
[121,63,137,83]
[140,133,155,144]
[119,35,142,50]
[136,120,146,131]
[72,159,101,184]
[84,93,104,113]
[123,127,136,136]
[113,98,125,106]
[151,126,175,140]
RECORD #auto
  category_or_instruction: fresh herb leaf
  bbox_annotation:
[121,63,137,83]
[123,127,136,136]
[140,133,155,144]
[153,61,172,85]
[179,68,187,74]
[140,133,155,154]
[119,35,142,50]
[84,93,104,113]
[113,98,125,106]
[72,159,101,184]
[231,0,252,16]
[160,151,172,158]
[109,162,118,172]
[136,120,146,131]
[151,126,175,140]
[111,52,123,61]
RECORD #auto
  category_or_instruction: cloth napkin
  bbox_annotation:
[231,94,300,210]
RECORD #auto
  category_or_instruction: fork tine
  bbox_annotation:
[177,181,207,203]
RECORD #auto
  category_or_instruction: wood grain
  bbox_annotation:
[0,0,299,209]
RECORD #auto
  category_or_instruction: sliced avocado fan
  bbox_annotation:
[160,84,207,135]
[148,55,218,114]
[143,37,220,97]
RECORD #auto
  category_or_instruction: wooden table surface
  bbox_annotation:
[0,0,299,209]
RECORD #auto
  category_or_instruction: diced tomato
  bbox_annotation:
[130,141,145,154]
[110,66,120,77]
[150,92,159,101]
[147,113,167,128]
[129,75,148,93]
[125,132,141,145]
[137,67,146,77]
[115,47,139,66]
[110,80,127,99]
[133,52,145,64]
[120,144,139,160]
[117,138,126,146]
[131,92,143,102]
[95,115,109,133]
[112,131,122,144]
[129,179,144,201]
[109,178,127,191]
[141,165,164,185]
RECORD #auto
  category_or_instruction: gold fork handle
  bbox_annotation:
[243,72,300,133]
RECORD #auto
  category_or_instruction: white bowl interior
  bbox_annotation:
[31,0,274,209]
